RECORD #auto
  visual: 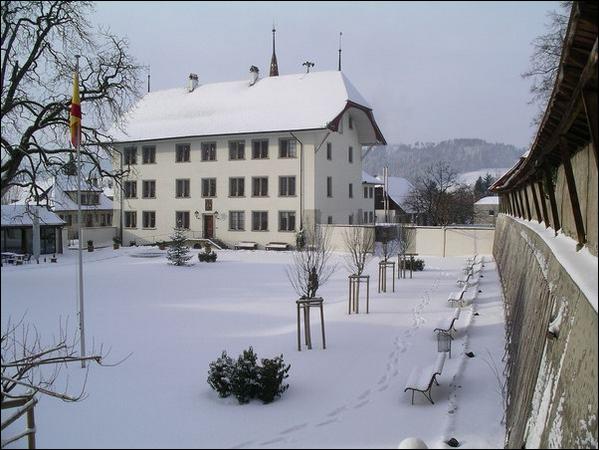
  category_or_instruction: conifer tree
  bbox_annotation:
[167,227,192,266]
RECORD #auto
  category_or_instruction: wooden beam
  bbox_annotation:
[544,165,561,235]
[517,190,527,219]
[523,187,533,220]
[530,181,542,223]
[582,87,598,170]
[512,192,521,218]
[537,180,550,228]
[560,137,587,248]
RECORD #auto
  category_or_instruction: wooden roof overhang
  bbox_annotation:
[492,1,598,194]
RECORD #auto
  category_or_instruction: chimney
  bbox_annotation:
[188,73,199,92]
[249,66,259,86]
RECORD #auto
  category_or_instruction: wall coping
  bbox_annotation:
[504,214,598,313]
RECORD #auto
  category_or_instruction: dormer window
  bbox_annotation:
[348,115,353,129]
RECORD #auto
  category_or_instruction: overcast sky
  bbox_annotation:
[92,1,560,148]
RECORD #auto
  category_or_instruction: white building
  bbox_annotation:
[473,195,499,225]
[110,68,386,248]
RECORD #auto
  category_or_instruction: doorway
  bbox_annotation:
[203,214,214,239]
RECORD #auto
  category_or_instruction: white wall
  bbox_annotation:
[81,226,117,248]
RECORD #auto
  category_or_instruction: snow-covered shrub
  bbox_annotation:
[400,258,425,271]
[257,355,290,404]
[207,351,235,398]
[230,347,260,404]
[167,227,192,266]
[198,243,217,262]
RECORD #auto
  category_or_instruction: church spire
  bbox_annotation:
[338,32,342,71]
[270,25,279,77]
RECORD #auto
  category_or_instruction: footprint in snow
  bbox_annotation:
[316,418,338,427]
[259,437,286,446]
[229,441,255,449]
[327,406,347,417]
[358,389,371,400]
[354,399,370,409]
[279,423,308,435]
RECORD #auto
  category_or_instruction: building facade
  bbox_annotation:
[110,70,385,248]
[473,196,499,225]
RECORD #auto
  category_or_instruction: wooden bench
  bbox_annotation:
[434,308,461,335]
[265,242,290,251]
[234,241,258,250]
[404,353,447,404]
[448,286,476,307]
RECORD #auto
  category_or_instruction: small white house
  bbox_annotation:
[110,69,386,248]
[474,196,500,225]
[1,204,65,255]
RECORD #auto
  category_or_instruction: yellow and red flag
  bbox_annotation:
[69,69,81,148]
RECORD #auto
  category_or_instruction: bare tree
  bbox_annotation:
[286,224,336,299]
[1,317,105,403]
[405,161,473,225]
[377,223,400,262]
[521,1,572,125]
[343,226,374,277]
[1,1,143,203]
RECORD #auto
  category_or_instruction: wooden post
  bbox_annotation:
[560,137,586,247]
[544,165,561,234]
[319,301,326,349]
[348,277,352,315]
[582,88,598,170]
[366,276,370,314]
[27,403,36,449]
[522,188,532,220]
[513,192,521,218]
[297,302,301,351]
[537,180,550,227]
[530,182,541,223]
[356,277,360,314]
[410,255,414,279]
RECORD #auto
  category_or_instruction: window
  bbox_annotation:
[124,181,137,199]
[124,146,137,165]
[349,183,353,198]
[279,138,297,158]
[201,178,216,197]
[252,140,269,159]
[142,180,156,198]
[326,143,332,160]
[369,187,374,198]
[279,176,296,197]
[338,116,344,134]
[252,177,268,197]
[369,211,374,223]
[348,146,353,163]
[363,211,368,223]
[175,143,191,162]
[228,141,245,160]
[201,142,217,161]
[229,211,245,231]
[124,211,137,228]
[175,179,190,198]
[252,211,268,231]
[349,115,353,129]
[229,177,245,197]
[279,211,296,232]
[142,146,156,164]
[489,210,495,216]
[175,211,190,229]
[327,216,333,224]
[349,214,354,225]
[364,186,368,198]
[327,176,333,197]
[142,211,156,229]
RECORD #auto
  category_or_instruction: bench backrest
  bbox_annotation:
[434,352,446,375]
[453,307,461,320]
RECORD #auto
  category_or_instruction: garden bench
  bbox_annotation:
[234,241,258,250]
[265,242,290,251]
[447,286,468,307]
[404,353,446,404]
[434,308,461,335]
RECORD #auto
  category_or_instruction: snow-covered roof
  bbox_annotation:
[111,71,386,145]
[475,196,500,206]
[50,175,113,212]
[1,204,65,227]
[386,177,415,213]
[362,171,380,184]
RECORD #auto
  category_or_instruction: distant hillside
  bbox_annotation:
[363,138,524,183]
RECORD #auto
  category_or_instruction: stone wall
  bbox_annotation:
[494,214,597,448]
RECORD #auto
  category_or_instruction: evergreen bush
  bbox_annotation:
[257,355,290,404]
[400,257,425,271]
[207,351,234,398]
[230,347,260,404]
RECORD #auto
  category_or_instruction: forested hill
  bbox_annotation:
[363,138,525,182]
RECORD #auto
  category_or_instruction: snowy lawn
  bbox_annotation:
[1,247,506,448]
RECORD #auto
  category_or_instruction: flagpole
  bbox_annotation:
[74,54,86,368]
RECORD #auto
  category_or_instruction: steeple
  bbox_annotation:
[269,25,279,77]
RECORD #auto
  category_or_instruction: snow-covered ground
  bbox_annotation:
[1,247,506,448]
